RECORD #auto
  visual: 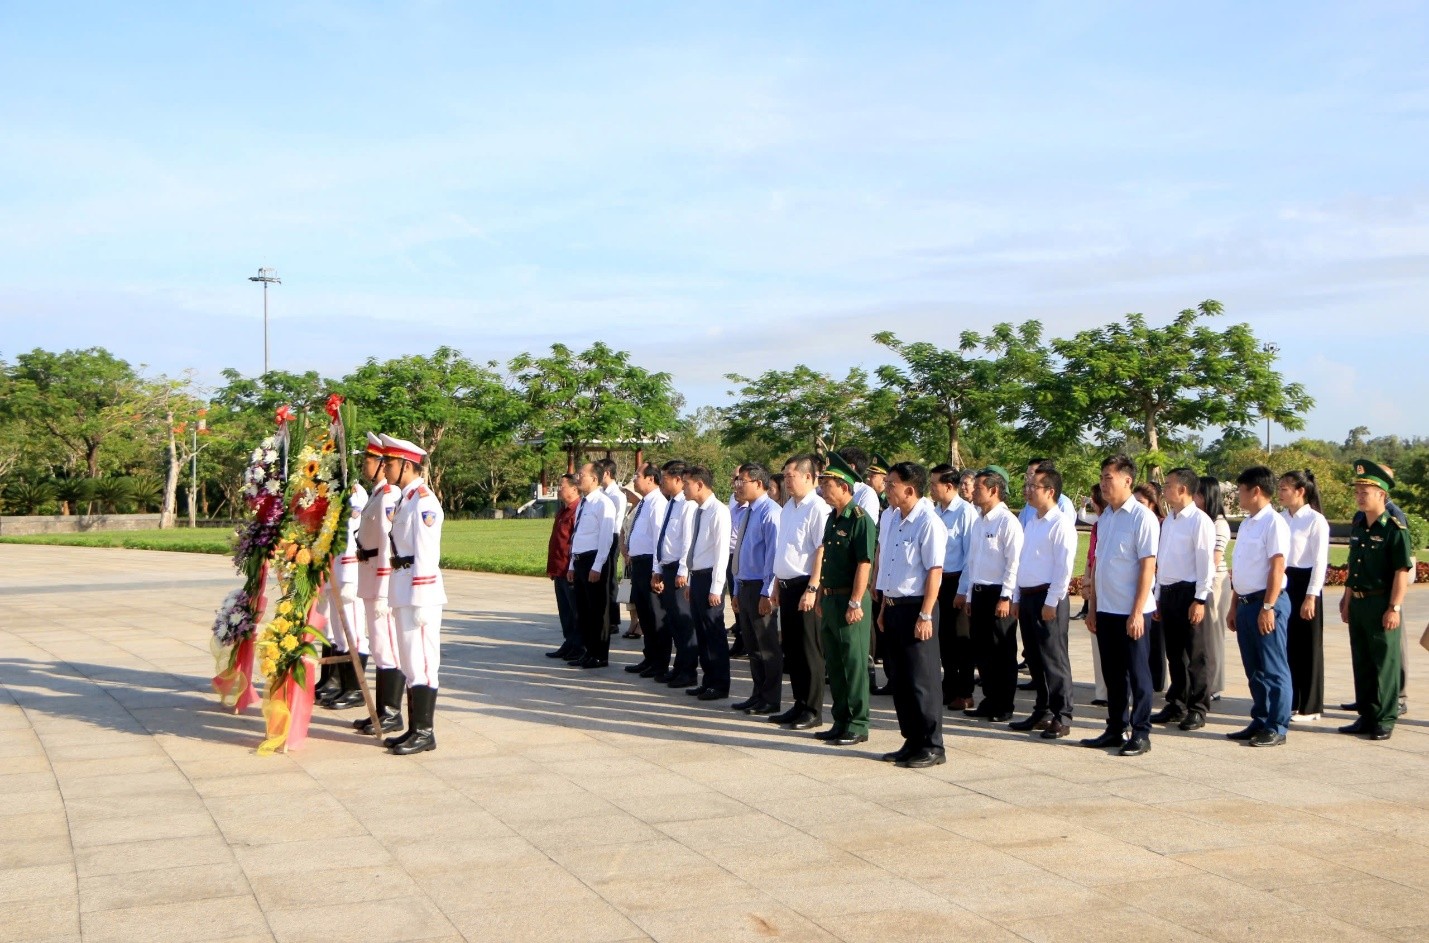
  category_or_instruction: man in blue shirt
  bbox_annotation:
[730,463,783,715]
[930,465,978,710]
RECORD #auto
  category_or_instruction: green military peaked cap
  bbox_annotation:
[980,465,1011,488]
[1352,459,1394,493]
[819,451,862,488]
[868,453,890,475]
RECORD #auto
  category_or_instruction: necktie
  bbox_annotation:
[657,500,675,563]
[687,507,704,570]
[732,505,751,579]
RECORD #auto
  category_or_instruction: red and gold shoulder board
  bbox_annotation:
[418,487,432,498]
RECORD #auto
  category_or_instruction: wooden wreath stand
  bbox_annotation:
[285,577,382,750]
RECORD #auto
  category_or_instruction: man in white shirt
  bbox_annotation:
[931,467,978,710]
[876,462,949,769]
[599,458,628,636]
[839,447,884,520]
[1010,463,1077,739]
[769,454,832,730]
[1081,455,1159,757]
[955,466,1023,723]
[1017,458,1077,528]
[682,465,733,700]
[1226,465,1293,747]
[1153,467,1217,731]
[650,461,700,686]
[568,462,618,669]
[623,463,668,678]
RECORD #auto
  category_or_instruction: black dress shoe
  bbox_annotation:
[1248,730,1286,747]
[1369,726,1393,741]
[1340,701,1357,711]
[564,651,588,664]
[1018,680,1036,691]
[830,731,869,746]
[1118,737,1151,756]
[1080,729,1126,749]
[768,706,803,724]
[814,726,848,741]
[1090,698,1108,707]
[731,696,758,711]
[1225,726,1259,741]
[745,702,779,716]
[545,645,573,659]
[639,664,663,678]
[1150,706,1187,725]
[783,711,821,730]
[625,660,651,674]
[665,674,697,688]
[898,749,947,769]
[1041,721,1071,740]
[697,689,728,701]
[1178,712,1206,731]
[652,670,671,683]
[881,744,916,763]
[1009,713,1049,732]
[686,685,707,696]
[871,683,894,696]
[1338,719,1369,734]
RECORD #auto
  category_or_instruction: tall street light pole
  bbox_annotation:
[1262,342,1280,452]
[248,267,282,375]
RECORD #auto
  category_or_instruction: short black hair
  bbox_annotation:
[837,447,870,477]
[1034,462,1063,500]
[976,469,1007,499]
[637,462,662,484]
[1027,457,1050,470]
[559,473,578,488]
[738,461,771,490]
[1101,454,1136,479]
[929,463,954,477]
[1166,467,1199,494]
[596,457,617,481]
[887,461,927,496]
[784,453,820,478]
[660,460,688,479]
[1236,465,1276,499]
[686,464,715,490]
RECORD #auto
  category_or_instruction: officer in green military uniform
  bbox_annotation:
[807,452,876,746]
[869,454,890,510]
[1338,460,1413,741]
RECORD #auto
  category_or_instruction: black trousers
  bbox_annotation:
[1017,587,1073,723]
[1148,613,1167,693]
[658,562,698,678]
[689,569,730,692]
[607,536,622,631]
[572,551,611,661]
[883,599,943,752]
[1160,580,1211,716]
[629,554,663,667]
[1285,566,1325,716]
[1096,611,1153,737]
[553,576,579,648]
[970,584,1018,714]
[777,577,823,716]
[737,579,781,708]
[938,572,973,701]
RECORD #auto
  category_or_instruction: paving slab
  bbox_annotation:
[1,544,1426,943]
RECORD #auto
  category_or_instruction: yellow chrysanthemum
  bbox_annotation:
[279,635,299,652]
[295,548,312,566]
[260,659,277,677]
[277,600,293,616]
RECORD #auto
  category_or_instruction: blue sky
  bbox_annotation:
[2,1,1426,445]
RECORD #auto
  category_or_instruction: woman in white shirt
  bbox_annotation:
[1278,470,1329,722]
[1195,476,1232,701]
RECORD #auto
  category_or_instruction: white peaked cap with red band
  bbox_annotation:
[364,431,386,456]
[378,434,427,464]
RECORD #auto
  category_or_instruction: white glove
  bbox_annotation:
[340,582,358,602]
[374,600,390,619]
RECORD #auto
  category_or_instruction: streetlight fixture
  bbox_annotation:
[248,267,282,375]
[1262,342,1280,452]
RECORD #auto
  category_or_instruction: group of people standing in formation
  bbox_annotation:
[544,449,1415,767]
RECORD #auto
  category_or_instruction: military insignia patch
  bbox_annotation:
[421,510,436,527]
[385,506,395,521]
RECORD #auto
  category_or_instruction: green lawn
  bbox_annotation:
[2,523,1348,579]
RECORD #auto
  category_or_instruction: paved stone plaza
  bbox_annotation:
[2,544,1427,943]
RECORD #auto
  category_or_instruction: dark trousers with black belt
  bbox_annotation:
[938,572,973,702]
[971,583,1018,715]
[553,576,579,648]
[658,562,697,678]
[629,554,663,668]
[572,551,611,661]
[1160,580,1211,716]
[737,579,781,708]
[778,577,823,717]
[689,569,730,692]
[1017,586,1073,723]
[1096,611,1153,738]
[1284,566,1324,716]
[883,597,943,752]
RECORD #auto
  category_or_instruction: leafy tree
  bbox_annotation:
[874,321,1048,468]
[510,342,679,472]
[4,348,146,478]
[722,365,886,457]
[1047,301,1313,478]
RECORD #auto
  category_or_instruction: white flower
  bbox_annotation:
[251,448,263,462]
[264,449,278,463]
[261,437,277,449]
[264,480,281,494]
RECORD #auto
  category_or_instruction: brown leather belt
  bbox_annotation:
[1351,589,1386,599]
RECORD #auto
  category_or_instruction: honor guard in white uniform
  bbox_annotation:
[353,432,404,734]
[379,434,446,755]
[317,464,369,710]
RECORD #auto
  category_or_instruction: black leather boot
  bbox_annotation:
[354,667,405,734]
[390,686,437,755]
[323,653,368,709]
[314,645,339,701]
[383,687,415,748]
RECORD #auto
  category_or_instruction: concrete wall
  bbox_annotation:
[0,514,163,536]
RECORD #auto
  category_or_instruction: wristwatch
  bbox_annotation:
[847,600,863,610]
[1392,604,1403,613]
[804,584,818,594]
[1261,602,1275,612]
[917,612,933,623]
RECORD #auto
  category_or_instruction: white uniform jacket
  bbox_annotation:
[388,478,447,608]
[333,483,368,588]
[357,480,400,601]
